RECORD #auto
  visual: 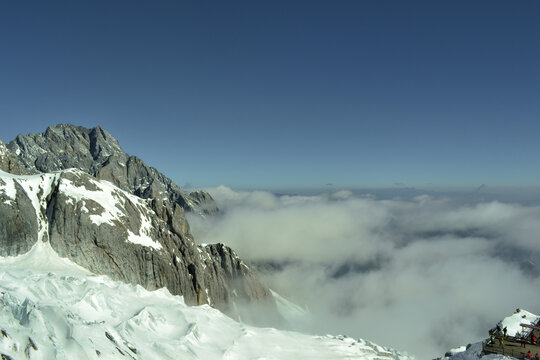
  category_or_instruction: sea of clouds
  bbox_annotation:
[188,186,540,359]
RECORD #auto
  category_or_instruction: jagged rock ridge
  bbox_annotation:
[4,124,217,215]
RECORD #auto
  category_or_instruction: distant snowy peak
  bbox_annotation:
[2,124,218,216]
[0,168,276,323]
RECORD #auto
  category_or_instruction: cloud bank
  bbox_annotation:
[188,186,540,359]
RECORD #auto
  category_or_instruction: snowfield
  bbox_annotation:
[0,241,413,360]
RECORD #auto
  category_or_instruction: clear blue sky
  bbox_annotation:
[1,1,539,189]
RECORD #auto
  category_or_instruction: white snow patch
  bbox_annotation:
[449,346,467,355]
[127,229,162,250]
[57,170,162,250]
[205,288,212,305]
[127,208,162,250]
[0,240,90,275]
[59,176,125,226]
[446,342,485,360]
[0,170,61,241]
[0,177,16,200]
[125,202,162,250]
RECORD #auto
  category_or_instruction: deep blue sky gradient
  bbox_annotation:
[1,1,539,189]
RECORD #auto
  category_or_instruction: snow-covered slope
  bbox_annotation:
[0,241,412,360]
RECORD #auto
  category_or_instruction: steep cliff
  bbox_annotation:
[0,125,278,324]
[0,168,275,322]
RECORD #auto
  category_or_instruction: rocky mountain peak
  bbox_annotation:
[88,125,124,159]
[0,125,281,325]
[4,124,218,216]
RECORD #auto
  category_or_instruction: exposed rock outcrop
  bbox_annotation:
[0,176,38,255]
[0,124,281,324]
[0,141,30,175]
[0,169,276,322]
[6,124,218,215]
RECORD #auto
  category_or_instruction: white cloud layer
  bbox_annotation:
[188,186,540,359]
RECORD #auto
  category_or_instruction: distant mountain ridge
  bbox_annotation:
[1,124,217,216]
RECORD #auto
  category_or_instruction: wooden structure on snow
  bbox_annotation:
[483,320,540,359]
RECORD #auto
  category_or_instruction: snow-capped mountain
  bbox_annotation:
[14,125,536,359]
[0,126,293,334]
[3,125,532,359]
[1,124,217,216]
[0,167,277,326]
[0,125,417,359]
[0,124,283,326]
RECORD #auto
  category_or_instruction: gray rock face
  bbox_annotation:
[0,178,38,255]
[6,124,218,216]
[0,169,277,322]
[0,141,30,175]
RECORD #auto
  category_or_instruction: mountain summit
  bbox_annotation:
[2,124,217,216]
